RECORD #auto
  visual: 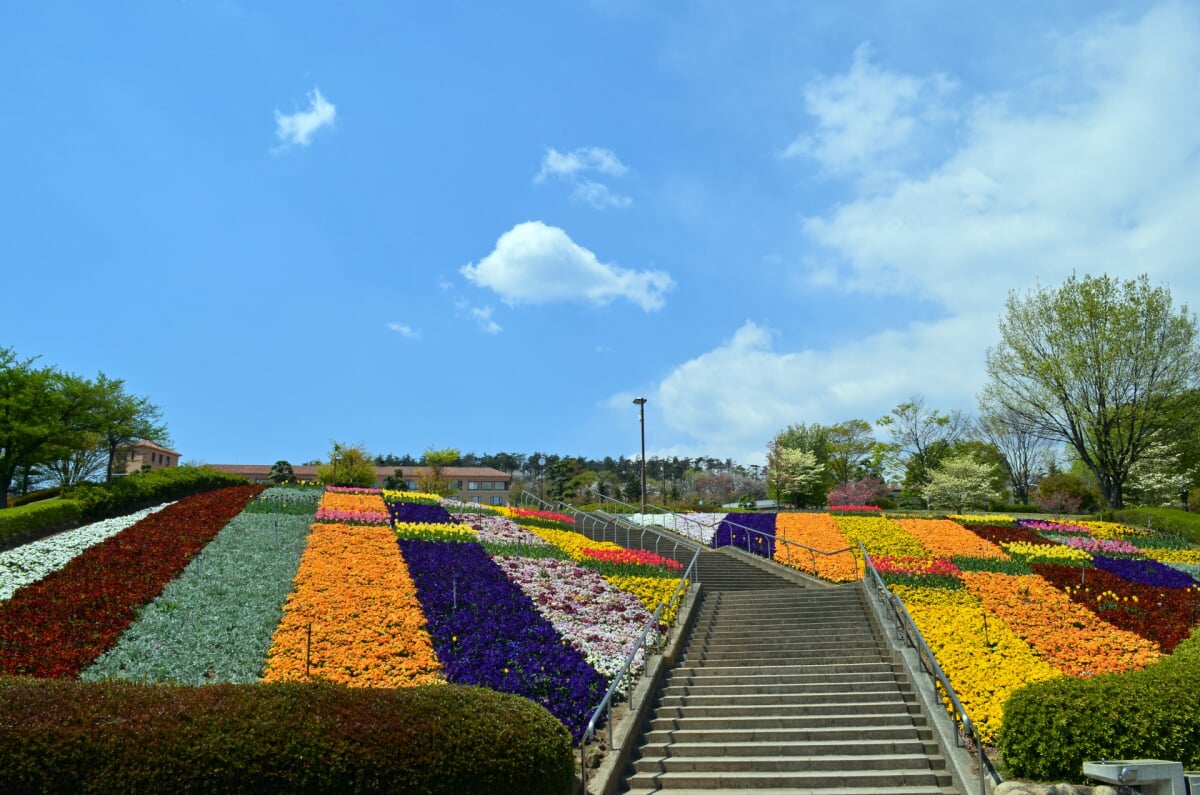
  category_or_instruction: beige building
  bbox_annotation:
[115,440,181,474]
[207,465,513,505]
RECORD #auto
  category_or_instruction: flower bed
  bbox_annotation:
[960,571,1162,676]
[398,539,606,741]
[455,512,551,546]
[262,522,442,688]
[388,501,454,525]
[1000,541,1092,566]
[315,490,390,525]
[873,556,963,589]
[836,515,927,559]
[1032,563,1200,652]
[1055,535,1142,556]
[0,486,261,678]
[773,513,859,582]
[0,502,172,602]
[966,524,1052,547]
[713,512,776,558]
[382,489,444,505]
[658,512,726,545]
[603,575,688,627]
[492,555,654,680]
[828,504,881,512]
[1074,520,1151,539]
[579,547,683,576]
[895,519,1010,560]
[890,584,1060,745]
[83,507,315,684]
[392,521,479,542]
[1090,555,1199,589]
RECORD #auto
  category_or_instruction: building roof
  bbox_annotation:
[206,464,510,481]
[121,439,181,456]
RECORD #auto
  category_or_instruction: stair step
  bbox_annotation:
[634,752,945,774]
[625,767,954,790]
[648,712,927,731]
[634,738,942,759]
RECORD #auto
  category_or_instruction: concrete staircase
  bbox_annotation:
[623,586,958,794]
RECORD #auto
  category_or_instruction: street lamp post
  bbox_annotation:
[633,397,647,515]
[538,455,547,501]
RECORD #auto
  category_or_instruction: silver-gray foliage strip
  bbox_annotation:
[81,510,312,685]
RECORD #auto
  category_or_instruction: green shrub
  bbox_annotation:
[0,499,83,551]
[10,486,65,507]
[999,627,1200,782]
[0,679,574,794]
[65,466,250,521]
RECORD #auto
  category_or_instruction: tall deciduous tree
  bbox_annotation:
[417,447,461,496]
[96,373,169,480]
[766,443,824,507]
[0,348,107,507]
[317,442,378,488]
[770,423,832,505]
[827,419,877,485]
[876,396,969,503]
[922,455,999,514]
[976,405,1056,505]
[982,273,1200,508]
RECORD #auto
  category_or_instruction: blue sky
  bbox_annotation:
[4,1,1199,467]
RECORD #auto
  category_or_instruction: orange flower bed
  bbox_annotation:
[262,522,443,687]
[896,519,1010,560]
[318,490,389,517]
[960,571,1162,677]
[774,513,860,582]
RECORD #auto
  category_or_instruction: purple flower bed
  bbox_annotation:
[398,539,607,741]
[1092,554,1200,589]
[388,502,453,525]
[713,512,776,558]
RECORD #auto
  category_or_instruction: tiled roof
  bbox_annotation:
[206,464,509,480]
[120,439,180,456]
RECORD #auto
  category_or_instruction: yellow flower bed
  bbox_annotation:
[890,585,1059,745]
[836,515,927,559]
[773,513,859,582]
[380,489,444,504]
[960,572,1162,677]
[526,526,624,559]
[1074,520,1151,538]
[391,521,478,542]
[263,522,443,687]
[605,575,688,626]
[1143,547,1200,565]
[895,519,1010,560]
[1001,541,1092,564]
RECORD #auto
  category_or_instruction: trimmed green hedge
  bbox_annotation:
[1103,507,1200,545]
[998,628,1200,782]
[65,466,250,521]
[0,499,82,551]
[9,486,65,507]
[0,679,574,794]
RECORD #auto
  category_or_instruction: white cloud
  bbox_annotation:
[385,322,419,339]
[783,43,956,176]
[800,2,1200,314]
[461,221,674,311]
[274,87,336,148]
[469,305,503,335]
[636,4,1200,464]
[536,146,632,209]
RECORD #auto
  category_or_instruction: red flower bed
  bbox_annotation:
[966,524,1053,547]
[1033,563,1200,653]
[0,485,262,678]
[580,547,684,571]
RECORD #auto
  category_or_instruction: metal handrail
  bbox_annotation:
[858,541,1001,794]
[578,546,699,791]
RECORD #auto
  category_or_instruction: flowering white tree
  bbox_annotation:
[922,455,998,513]
[767,445,824,507]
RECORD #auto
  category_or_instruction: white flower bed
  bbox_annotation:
[0,503,173,602]
[491,554,654,680]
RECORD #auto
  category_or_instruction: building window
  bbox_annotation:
[406,480,418,490]
[497,482,508,491]
[453,480,462,489]
[490,496,503,506]
[467,481,479,490]
[481,482,493,491]
[470,496,481,504]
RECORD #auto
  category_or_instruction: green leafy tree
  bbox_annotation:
[96,373,168,481]
[268,460,297,485]
[417,447,460,496]
[317,442,377,488]
[827,419,878,484]
[982,273,1200,508]
[1036,472,1100,514]
[34,431,109,488]
[922,455,999,514]
[0,348,109,508]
